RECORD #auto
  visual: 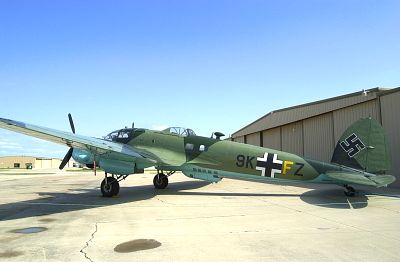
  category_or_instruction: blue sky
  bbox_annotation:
[0,0,399,158]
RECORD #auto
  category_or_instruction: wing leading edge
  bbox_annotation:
[0,117,157,163]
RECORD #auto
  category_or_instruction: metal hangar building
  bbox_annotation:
[231,87,400,187]
[0,156,74,169]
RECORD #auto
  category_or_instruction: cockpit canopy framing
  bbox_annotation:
[163,127,196,137]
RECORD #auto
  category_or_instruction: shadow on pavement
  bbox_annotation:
[0,180,210,222]
[167,185,374,209]
[300,188,370,209]
[2,180,398,221]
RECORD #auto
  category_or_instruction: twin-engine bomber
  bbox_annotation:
[0,115,395,197]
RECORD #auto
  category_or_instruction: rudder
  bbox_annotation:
[331,117,390,174]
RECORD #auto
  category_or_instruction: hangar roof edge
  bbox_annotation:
[232,87,399,138]
[0,155,62,160]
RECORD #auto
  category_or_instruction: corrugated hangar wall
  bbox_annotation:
[232,88,400,187]
[380,91,400,186]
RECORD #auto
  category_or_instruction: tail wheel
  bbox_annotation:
[101,177,120,197]
[153,173,168,189]
[344,185,355,197]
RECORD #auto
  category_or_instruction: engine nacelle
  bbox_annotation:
[72,149,143,175]
[99,158,144,175]
[99,158,134,175]
[86,163,98,169]
[72,149,94,165]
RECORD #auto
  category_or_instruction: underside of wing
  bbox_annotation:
[326,171,396,187]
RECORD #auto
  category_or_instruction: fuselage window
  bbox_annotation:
[199,145,207,152]
[185,143,194,150]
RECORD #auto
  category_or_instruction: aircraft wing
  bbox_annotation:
[0,117,157,162]
[326,172,396,187]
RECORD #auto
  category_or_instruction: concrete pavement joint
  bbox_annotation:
[375,206,400,214]
[223,187,400,243]
[80,223,98,262]
[153,191,176,206]
[22,202,106,207]
[271,197,400,243]
[157,214,246,221]
[1,172,399,261]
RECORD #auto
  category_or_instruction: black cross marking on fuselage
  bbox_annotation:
[339,133,366,157]
[256,153,283,178]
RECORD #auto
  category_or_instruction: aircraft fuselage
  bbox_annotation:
[117,129,344,185]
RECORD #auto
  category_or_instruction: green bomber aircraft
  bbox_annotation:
[0,115,395,197]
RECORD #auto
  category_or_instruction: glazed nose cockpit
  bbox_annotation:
[104,128,137,144]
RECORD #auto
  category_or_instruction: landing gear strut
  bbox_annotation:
[344,185,355,197]
[153,171,174,189]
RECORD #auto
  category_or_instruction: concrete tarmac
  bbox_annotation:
[0,171,399,262]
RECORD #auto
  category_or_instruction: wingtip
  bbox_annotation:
[0,118,25,127]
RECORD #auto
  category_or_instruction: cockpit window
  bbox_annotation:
[163,127,196,137]
[118,131,130,139]
[104,129,133,143]
[104,131,119,141]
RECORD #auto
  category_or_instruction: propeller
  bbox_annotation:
[59,113,76,170]
[59,113,98,175]
[68,113,75,134]
[59,148,73,170]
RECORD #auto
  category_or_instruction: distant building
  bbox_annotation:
[231,87,400,187]
[0,156,75,169]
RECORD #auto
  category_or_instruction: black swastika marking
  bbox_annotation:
[340,133,366,157]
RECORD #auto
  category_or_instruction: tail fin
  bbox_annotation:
[331,117,390,174]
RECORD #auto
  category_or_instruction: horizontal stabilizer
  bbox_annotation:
[368,175,396,187]
[326,172,396,187]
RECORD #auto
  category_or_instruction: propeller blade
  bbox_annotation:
[68,113,75,134]
[59,147,73,170]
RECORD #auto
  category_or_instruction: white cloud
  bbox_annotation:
[0,134,66,158]
[1,145,23,149]
[0,140,23,149]
[0,130,13,137]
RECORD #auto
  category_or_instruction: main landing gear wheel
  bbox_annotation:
[153,173,168,189]
[101,177,120,197]
[344,185,355,197]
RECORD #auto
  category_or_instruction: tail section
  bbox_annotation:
[331,117,390,174]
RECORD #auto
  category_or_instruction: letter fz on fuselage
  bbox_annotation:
[236,153,304,178]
